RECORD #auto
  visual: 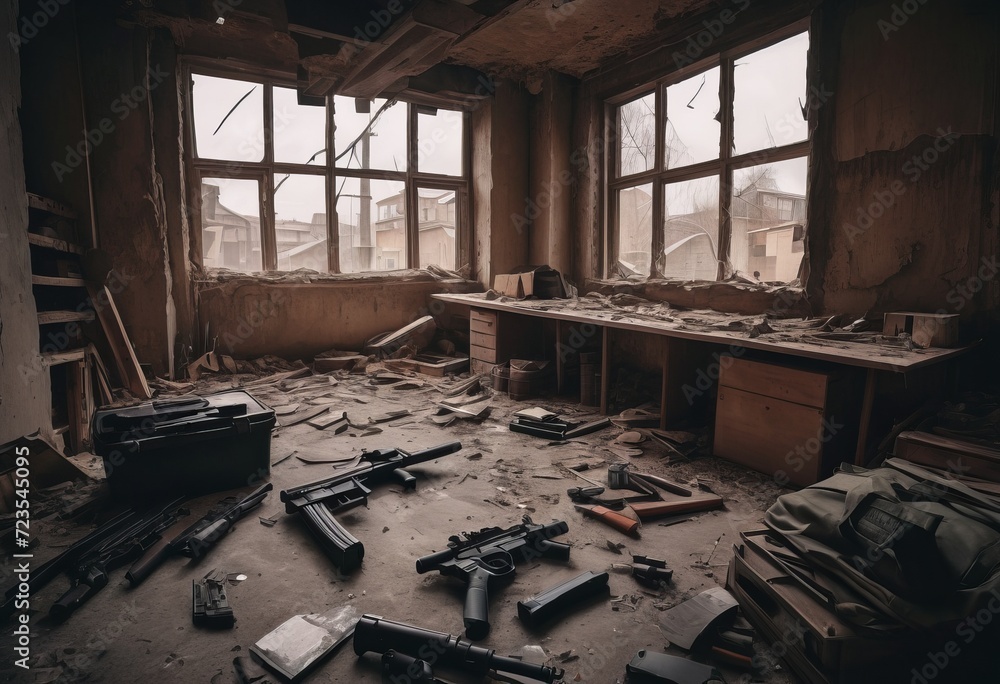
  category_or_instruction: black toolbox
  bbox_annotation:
[92,391,274,501]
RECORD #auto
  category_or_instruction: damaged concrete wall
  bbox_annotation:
[807,0,999,331]
[528,71,575,276]
[72,9,175,375]
[473,81,531,288]
[196,277,480,360]
[0,2,50,443]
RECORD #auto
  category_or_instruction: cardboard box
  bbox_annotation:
[493,265,566,299]
[882,312,958,348]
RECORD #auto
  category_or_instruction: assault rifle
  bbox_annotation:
[416,515,571,640]
[355,614,564,683]
[281,441,462,572]
[49,496,185,622]
[125,483,273,586]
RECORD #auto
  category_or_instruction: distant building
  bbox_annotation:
[374,189,456,270]
[616,176,805,282]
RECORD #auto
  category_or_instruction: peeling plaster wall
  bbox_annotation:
[0,2,50,443]
[195,278,481,360]
[807,0,1000,331]
[75,12,175,375]
[472,81,531,288]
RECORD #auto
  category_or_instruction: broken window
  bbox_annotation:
[187,68,470,275]
[607,25,810,284]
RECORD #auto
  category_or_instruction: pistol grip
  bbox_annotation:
[464,567,492,641]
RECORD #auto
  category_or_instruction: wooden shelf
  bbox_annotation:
[37,310,95,325]
[27,192,77,219]
[41,349,87,367]
[32,274,87,287]
[27,232,84,255]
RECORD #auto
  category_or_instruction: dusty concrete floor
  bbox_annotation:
[5,369,800,684]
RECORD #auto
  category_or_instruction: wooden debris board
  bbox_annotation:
[87,284,151,399]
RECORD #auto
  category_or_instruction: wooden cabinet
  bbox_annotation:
[714,357,860,487]
[468,307,543,376]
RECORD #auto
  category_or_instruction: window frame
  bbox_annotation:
[604,19,811,281]
[182,59,472,275]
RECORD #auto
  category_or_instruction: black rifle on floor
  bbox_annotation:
[416,515,571,640]
[49,496,185,622]
[280,442,462,572]
[125,483,273,586]
[354,614,565,683]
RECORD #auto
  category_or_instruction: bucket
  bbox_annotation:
[491,364,510,393]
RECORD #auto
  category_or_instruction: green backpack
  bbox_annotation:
[764,458,1000,631]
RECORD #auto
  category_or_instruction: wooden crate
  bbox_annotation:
[728,530,927,684]
[714,357,859,487]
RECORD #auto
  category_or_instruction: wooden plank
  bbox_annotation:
[86,284,152,400]
[65,359,91,454]
[432,293,973,372]
[27,192,77,219]
[37,310,95,325]
[854,368,877,467]
[32,275,87,287]
[715,385,827,487]
[26,232,84,255]
[600,327,609,414]
[719,357,829,409]
[41,349,86,367]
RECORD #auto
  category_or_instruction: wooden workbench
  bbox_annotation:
[433,293,973,465]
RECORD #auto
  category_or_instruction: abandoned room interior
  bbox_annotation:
[1,0,999,682]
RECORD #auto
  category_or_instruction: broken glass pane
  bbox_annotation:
[192,74,264,162]
[333,97,407,172]
[665,67,720,169]
[273,86,326,165]
[417,109,464,176]
[733,32,809,155]
[200,177,262,272]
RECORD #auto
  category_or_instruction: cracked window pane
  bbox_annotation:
[273,173,328,272]
[665,66,721,170]
[273,86,326,165]
[616,183,653,276]
[618,92,656,177]
[334,97,407,172]
[192,74,264,162]
[733,32,809,155]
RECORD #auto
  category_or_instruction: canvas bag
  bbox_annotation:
[764,458,1000,630]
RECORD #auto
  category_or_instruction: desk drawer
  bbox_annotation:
[715,386,826,487]
[470,344,497,363]
[719,357,829,409]
[470,330,496,350]
[470,312,497,335]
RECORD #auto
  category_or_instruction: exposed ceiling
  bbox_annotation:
[118,0,723,99]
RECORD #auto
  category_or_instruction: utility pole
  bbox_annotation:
[359,123,372,270]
